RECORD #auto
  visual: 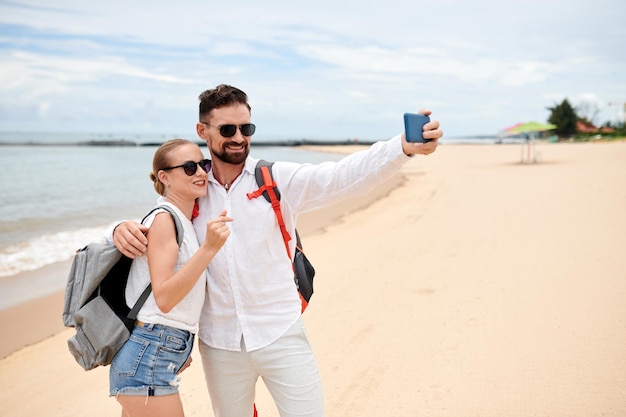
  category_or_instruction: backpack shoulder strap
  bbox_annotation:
[247,161,310,314]
[141,204,184,246]
[247,159,281,202]
[128,205,184,320]
[256,160,280,202]
[247,160,292,257]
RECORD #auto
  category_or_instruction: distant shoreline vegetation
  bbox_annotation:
[0,138,379,147]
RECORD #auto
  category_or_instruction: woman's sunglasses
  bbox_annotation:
[162,159,211,176]
[201,122,256,138]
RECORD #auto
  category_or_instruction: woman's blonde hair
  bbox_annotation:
[150,139,197,196]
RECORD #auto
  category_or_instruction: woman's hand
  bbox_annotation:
[203,209,232,251]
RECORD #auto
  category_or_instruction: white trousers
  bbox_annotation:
[199,317,325,417]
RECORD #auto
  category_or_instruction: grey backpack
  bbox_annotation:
[62,205,183,370]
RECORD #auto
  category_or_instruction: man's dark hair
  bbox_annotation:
[198,84,251,119]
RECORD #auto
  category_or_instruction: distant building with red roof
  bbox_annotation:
[576,120,615,134]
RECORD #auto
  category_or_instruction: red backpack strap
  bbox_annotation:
[247,161,310,314]
[246,165,292,258]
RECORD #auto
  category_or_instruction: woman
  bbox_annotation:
[109,139,231,417]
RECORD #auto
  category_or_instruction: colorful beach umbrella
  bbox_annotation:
[500,121,557,164]
[505,121,557,134]
[501,122,524,132]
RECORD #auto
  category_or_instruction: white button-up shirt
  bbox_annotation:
[194,135,410,351]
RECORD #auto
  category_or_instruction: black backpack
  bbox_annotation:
[246,160,315,312]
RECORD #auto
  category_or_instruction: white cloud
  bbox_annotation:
[0,0,624,137]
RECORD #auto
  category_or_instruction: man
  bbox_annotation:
[113,84,442,417]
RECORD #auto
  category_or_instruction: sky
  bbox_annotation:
[0,0,624,141]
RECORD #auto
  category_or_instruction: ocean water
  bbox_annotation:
[0,131,499,309]
[0,134,348,308]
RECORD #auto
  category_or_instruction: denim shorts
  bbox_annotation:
[109,322,194,397]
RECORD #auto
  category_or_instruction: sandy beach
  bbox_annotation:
[1,141,625,416]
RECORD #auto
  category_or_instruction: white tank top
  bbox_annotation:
[125,202,206,333]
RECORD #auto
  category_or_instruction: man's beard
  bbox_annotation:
[211,141,249,164]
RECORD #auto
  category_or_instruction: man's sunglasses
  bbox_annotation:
[201,122,256,138]
[162,159,211,176]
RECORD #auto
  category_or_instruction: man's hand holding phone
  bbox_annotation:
[402,110,442,156]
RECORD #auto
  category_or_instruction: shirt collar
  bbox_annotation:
[242,156,260,176]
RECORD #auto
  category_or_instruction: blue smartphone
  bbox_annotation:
[404,113,431,143]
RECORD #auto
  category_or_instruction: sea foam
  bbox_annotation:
[0,224,114,278]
